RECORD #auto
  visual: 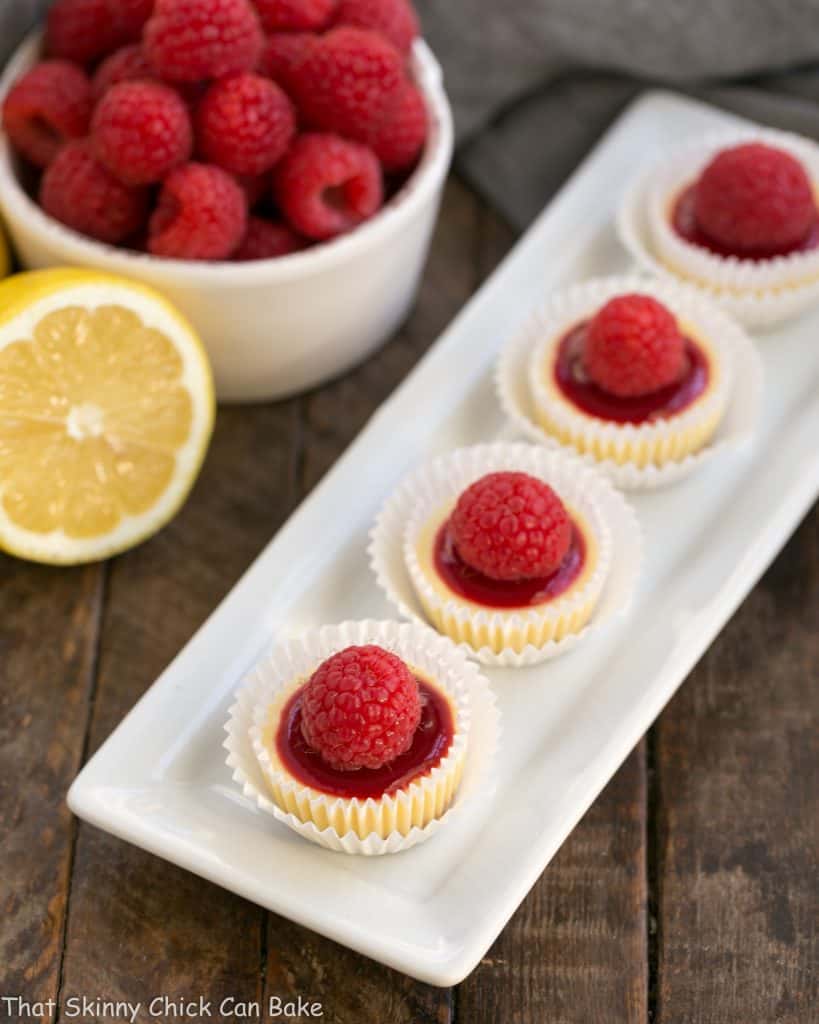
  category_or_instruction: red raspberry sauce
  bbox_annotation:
[671,184,819,259]
[553,322,708,425]
[434,520,586,609]
[275,677,453,800]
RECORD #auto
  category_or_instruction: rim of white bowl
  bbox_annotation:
[0,31,455,286]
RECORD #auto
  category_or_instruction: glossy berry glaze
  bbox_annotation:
[671,184,819,259]
[553,322,709,425]
[434,519,586,609]
[275,677,453,799]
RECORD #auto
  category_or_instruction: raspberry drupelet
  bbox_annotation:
[449,472,572,582]
[584,294,685,399]
[300,645,422,771]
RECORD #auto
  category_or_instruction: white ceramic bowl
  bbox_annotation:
[0,33,454,402]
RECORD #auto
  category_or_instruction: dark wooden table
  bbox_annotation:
[2,175,817,1024]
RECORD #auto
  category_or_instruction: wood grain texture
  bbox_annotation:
[263,920,452,1024]
[654,505,819,1024]
[456,747,648,1024]
[57,402,301,1020]
[0,559,103,1021]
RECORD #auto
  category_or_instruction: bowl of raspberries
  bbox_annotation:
[0,0,453,400]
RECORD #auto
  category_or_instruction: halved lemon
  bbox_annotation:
[0,268,214,564]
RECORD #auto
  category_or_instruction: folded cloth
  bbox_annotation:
[414,0,819,228]
[3,0,819,230]
[1,1,43,67]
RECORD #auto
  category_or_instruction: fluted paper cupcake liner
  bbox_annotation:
[618,128,819,327]
[224,619,499,855]
[497,275,763,490]
[369,443,642,667]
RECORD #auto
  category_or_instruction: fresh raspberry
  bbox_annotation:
[2,61,92,169]
[261,32,317,91]
[92,81,192,186]
[274,133,382,240]
[290,27,404,144]
[148,162,247,259]
[254,0,336,31]
[584,294,685,398]
[234,216,306,259]
[300,645,421,771]
[196,73,295,177]
[334,0,419,54]
[92,46,157,102]
[45,0,122,64]
[693,142,817,256]
[40,139,149,243]
[367,80,426,171]
[144,0,264,83]
[450,472,572,582]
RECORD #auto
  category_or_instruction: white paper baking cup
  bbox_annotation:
[224,619,499,855]
[497,275,763,491]
[618,128,819,327]
[369,443,642,667]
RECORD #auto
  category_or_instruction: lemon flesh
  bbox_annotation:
[0,270,214,564]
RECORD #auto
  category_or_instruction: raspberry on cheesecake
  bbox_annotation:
[300,645,422,771]
[689,143,817,258]
[584,294,685,399]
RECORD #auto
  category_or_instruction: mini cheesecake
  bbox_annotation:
[528,291,730,471]
[250,645,468,841]
[646,133,819,298]
[402,465,612,657]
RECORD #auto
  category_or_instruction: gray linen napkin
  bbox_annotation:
[4,0,819,230]
[414,0,819,227]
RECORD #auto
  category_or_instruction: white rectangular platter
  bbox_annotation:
[69,90,819,987]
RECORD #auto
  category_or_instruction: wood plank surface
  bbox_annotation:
[0,560,103,1022]
[56,402,301,1021]
[653,506,819,1024]
[456,747,648,1024]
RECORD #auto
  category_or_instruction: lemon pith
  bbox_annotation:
[0,270,214,564]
